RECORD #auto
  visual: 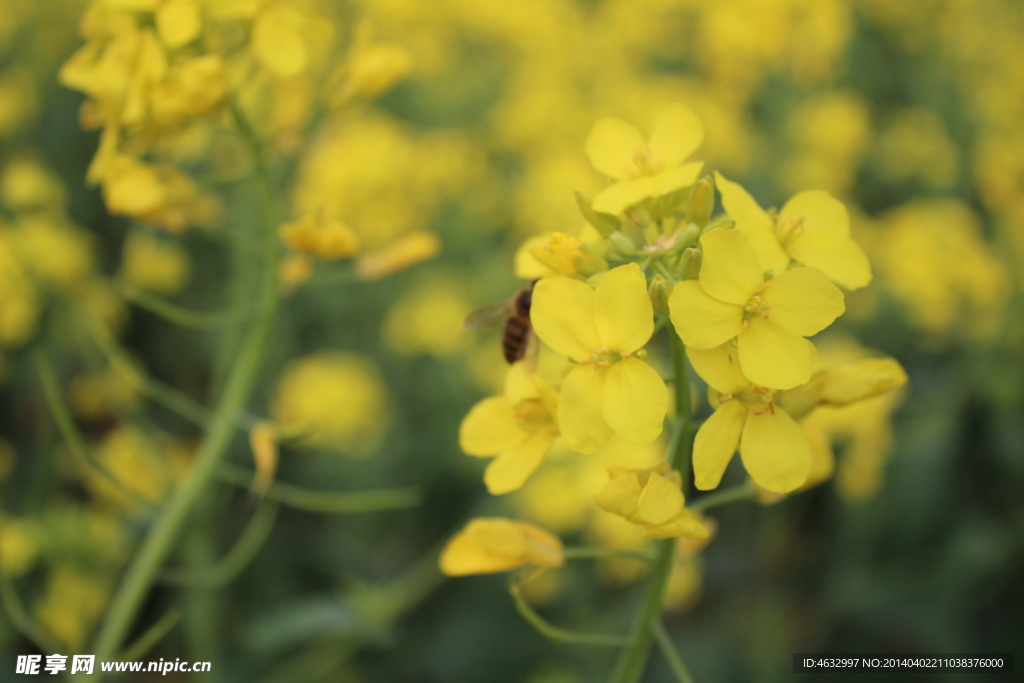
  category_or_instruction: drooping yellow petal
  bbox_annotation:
[794,234,872,290]
[156,0,202,49]
[649,103,704,167]
[593,469,643,521]
[484,429,556,495]
[761,266,844,337]
[649,162,704,198]
[780,191,849,238]
[558,365,613,454]
[594,264,653,353]
[459,397,525,456]
[714,172,789,276]
[439,518,563,576]
[637,472,685,526]
[585,117,645,179]
[602,357,668,445]
[686,344,749,396]
[699,227,764,305]
[531,275,600,360]
[692,400,746,490]
[643,509,710,540]
[739,409,813,493]
[668,280,743,349]
[592,177,655,214]
[737,319,815,390]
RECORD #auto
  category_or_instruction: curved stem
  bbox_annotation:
[688,481,757,513]
[120,608,182,660]
[92,102,282,663]
[651,620,695,683]
[120,283,254,330]
[511,585,628,647]
[607,329,695,683]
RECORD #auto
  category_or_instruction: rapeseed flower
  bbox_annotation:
[669,228,844,390]
[585,103,705,214]
[714,172,871,290]
[594,463,708,540]
[531,263,667,453]
[439,518,563,576]
[460,362,559,494]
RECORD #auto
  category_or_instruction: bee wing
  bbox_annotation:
[463,301,512,332]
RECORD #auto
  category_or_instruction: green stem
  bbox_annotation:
[687,481,757,513]
[607,328,695,683]
[160,502,278,587]
[217,464,422,514]
[91,102,282,664]
[562,547,654,563]
[0,564,62,656]
[119,608,182,660]
[651,620,695,683]
[511,585,627,647]
[120,283,254,330]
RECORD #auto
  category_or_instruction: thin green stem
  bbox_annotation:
[687,481,757,513]
[119,608,183,661]
[607,327,695,683]
[562,547,654,563]
[510,585,628,647]
[120,283,254,330]
[161,502,279,587]
[0,565,61,656]
[91,102,282,664]
[651,620,695,683]
[31,349,155,510]
[217,464,422,514]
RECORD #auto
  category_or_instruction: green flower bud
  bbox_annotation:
[671,224,701,252]
[575,241,609,276]
[608,230,637,256]
[648,275,671,314]
[575,190,620,237]
[687,176,714,227]
[701,216,735,235]
[680,247,702,280]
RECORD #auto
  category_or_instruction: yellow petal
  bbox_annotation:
[795,234,872,290]
[594,263,653,353]
[668,280,743,349]
[602,357,668,445]
[643,509,710,540]
[692,399,746,490]
[594,469,643,520]
[439,518,563,576]
[252,8,309,78]
[504,361,539,404]
[558,365,613,454]
[714,172,789,276]
[685,344,748,395]
[459,397,525,456]
[739,409,813,493]
[585,117,645,179]
[780,191,849,238]
[637,472,684,526]
[737,319,815,390]
[761,266,845,337]
[649,162,704,197]
[649,103,704,167]
[484,430,555,495]
[531,275,600,360]
[592,177,655,214]
[156,0,202,49]
[699,227,764,304]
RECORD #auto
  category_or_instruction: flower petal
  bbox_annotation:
[692,399,746,490]
[739,409,813,493]
[484,430,556,495]
[531,275,600,360]
[686,344,748,395]
[637,472,685,526]
[668,280,744,349]
[699,227,764,304]
[715,172,789,276]
[558,365,614,454]
[594,263,653,353]
[585,117,645,180]
[737,319,815,390]
[780,190,849,238]
[602,357,668,445]
[592,177,655,214]
[459,396,525,456]
[761,266,845,337]
[649,162,704,197]
[650,103,704,166]
[795,235,872,290]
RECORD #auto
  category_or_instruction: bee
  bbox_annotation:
[463,280,538,364]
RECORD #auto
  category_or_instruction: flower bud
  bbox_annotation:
[608,230,637,256]
[686,177,714,227]
[575,190,620,236]
[356,231,440,280]
[701,216,735,235]
[670,224,701,252]
[574,241,609,276]
[679,247,702,280]
[816,358,908,407]
[648,275,671,314]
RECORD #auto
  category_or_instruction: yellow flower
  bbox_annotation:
[715,172,871,290]
[0,516,38,576]
[688,343,813,493]
[460,362,559,494]
[669,228,844,390]
[101,154,199,232]
[355,231,440,281]
[585,103,704,214]
[531,263,668,453]
[155,0,202,49]
[594,462,709,540]
[439,518,563,576]
[120,230,189,294]
[527,232,583,275]
[280,214,361,260]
